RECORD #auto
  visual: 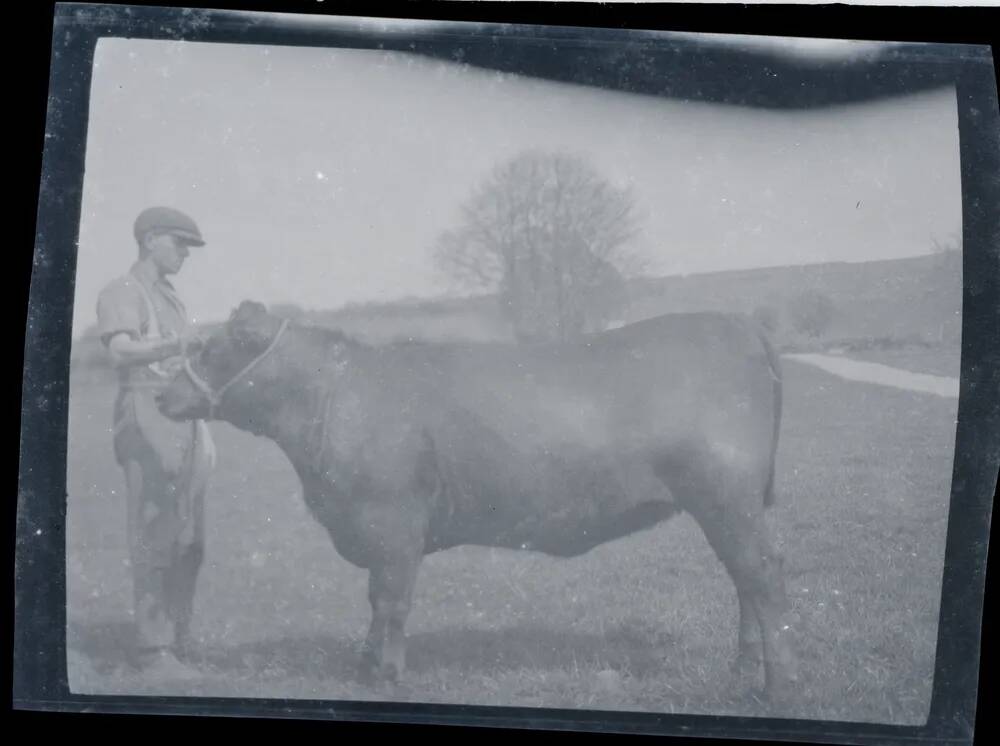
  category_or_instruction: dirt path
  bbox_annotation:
[782,353,959,398]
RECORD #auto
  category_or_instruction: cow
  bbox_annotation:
[157,301,799,701]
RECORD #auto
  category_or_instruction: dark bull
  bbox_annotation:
[157,301,798,700]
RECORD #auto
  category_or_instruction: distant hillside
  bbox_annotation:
[301,294,513,345]
[299,251,961,351]
[70,251,961,381]
[622,251,962,351]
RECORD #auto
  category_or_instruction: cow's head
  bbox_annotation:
[157,300,287,424]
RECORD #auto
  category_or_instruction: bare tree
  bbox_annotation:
[929,232,963,275]
[788,291,836,339]
[434,151,645,342]
[929,232,961,254]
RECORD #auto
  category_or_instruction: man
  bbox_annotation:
[96,206,216,680]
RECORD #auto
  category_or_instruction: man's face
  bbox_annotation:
[146,231,194,275]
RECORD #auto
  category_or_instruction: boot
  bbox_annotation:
[136,647,202,681]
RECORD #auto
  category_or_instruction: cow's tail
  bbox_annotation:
[757,325,783,508]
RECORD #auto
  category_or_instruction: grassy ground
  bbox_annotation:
[65,356,957,724]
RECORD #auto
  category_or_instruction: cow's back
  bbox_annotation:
[420,312,776,456]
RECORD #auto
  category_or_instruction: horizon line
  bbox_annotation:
[70,248,956,340]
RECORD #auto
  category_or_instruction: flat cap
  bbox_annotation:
[133,206,205,246]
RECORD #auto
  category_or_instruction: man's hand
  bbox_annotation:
[179,330,206,357]
[107,329,206,369]
[165,330,205,358]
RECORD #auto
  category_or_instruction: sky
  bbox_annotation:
[72,36,962,336]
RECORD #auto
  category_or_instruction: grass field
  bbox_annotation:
[65,355,957,724]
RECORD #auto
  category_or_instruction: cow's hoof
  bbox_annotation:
[369,664,402,697]
[379,662,400,685]
[730,652,761,678]
[357,652,379,687]
[764,677,802,712]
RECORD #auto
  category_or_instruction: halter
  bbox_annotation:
[182,319,290,419]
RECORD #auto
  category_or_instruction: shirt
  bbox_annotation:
[97,261,211,472]
[96,262,189,391]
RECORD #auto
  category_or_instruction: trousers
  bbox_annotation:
[113,385,214,653]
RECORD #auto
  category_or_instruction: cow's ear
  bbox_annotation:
[230,300,268,322]
[228,301,271,348]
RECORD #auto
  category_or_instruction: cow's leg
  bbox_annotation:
[654,448,797,702]
[749,527,798,702]
[359,575,387,684]
[693,501,797,702]
[347,489,429,687]
[363,557,420,686]
[733,587,761,677]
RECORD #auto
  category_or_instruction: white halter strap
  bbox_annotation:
[183,319,290,418]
